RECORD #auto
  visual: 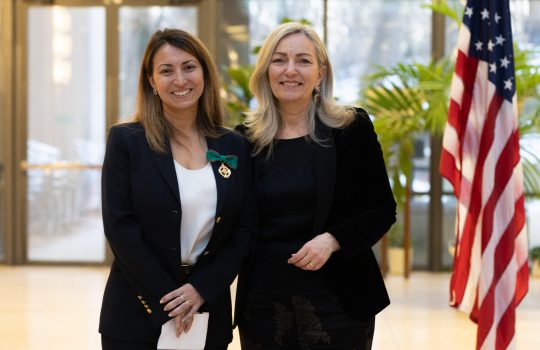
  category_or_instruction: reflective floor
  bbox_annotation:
[0,266,538,349]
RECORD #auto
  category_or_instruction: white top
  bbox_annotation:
[174,161,217,265]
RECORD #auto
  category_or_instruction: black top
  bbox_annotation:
[248,136,330,294]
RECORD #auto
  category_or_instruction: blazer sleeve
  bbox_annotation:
[185,135,256,307]
[101,125,177,328]
[326,109,397,259]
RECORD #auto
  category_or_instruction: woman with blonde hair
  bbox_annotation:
[99,28,255,350]
[235,22,396,349]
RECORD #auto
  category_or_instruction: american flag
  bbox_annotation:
[439,0,529,349]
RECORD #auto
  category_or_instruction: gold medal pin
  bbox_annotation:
[218,163,231,178]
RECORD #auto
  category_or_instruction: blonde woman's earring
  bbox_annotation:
[313,85,321,109]
[153,88,158,95]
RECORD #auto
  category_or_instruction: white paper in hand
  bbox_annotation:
[157,312,209,350]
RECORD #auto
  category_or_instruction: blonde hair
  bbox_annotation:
[244,22,355,156]
[127,28,223,153]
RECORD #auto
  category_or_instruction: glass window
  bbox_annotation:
[527,199,540,251]
[327,0,431,104]
[442,195,457,269]
[511,0,540,50]
[412,133,431,193]
[218,0,250,68]
[247,0,324,64]
[442,177,454,193]
[118,6,198,121]
[411,194,430,268]
[26,7,106,262]
[444,0,461,55]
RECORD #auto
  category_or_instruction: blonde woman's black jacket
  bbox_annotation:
[235,107,396,324]
[99,123,255,347]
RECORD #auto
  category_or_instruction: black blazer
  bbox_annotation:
[99,122,255,347]
[235,107,396,323]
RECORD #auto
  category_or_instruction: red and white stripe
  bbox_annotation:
[440,20,529,350]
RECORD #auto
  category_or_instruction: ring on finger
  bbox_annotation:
[180,294,185,302]
[308,262,314,268]
[185,300,191,306]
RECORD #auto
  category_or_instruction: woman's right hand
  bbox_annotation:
[160,283,204,336]
[288,232,341,270]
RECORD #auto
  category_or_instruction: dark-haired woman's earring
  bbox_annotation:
[153,88,158,95]
[313,85,321,108]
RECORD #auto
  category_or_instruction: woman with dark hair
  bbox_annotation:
[99,28,254,350]
[236,22,396,350]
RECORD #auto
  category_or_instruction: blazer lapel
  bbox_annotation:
[312,128,337,235]
[149,140,181,203]
[206,137,230,216]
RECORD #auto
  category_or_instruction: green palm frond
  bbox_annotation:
[422,0,462,27]
[521,145,540,197]
[361,57,453,206]
[222,65,254,126]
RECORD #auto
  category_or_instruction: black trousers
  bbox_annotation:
[101,335,227,350]
[101,336,155,350]
[239,293,375,350]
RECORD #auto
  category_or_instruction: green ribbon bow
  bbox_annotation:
[206,150,238,169]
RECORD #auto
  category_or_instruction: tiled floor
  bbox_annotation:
[0,266,538,349]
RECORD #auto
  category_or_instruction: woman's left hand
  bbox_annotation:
[160,283,204,336]
[288,232,341,271]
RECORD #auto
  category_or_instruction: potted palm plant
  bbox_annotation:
[361,56,453,277]
[386,221,415,275]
